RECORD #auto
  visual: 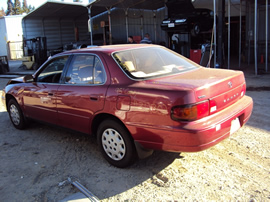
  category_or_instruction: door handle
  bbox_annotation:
[90,95,99,101]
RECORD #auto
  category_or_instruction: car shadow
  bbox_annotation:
[0,119,185,201]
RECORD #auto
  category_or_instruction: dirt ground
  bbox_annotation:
[0,71,270,201]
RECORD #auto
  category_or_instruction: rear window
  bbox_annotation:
[113,46,198,79]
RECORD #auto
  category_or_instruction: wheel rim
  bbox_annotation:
[10,104,20,125]
[101,128,126,161]
[194,25,200,34]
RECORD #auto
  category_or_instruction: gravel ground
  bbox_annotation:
[0,70,270,201]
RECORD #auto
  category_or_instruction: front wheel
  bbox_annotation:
[8,99,27,130]
[97,119,137,168]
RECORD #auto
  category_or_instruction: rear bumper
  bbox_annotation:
[131,95,253,152]
[161,23,189,32]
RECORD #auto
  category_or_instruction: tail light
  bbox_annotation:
[171,100,217,121]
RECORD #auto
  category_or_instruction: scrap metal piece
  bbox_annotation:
[68,177,99,202]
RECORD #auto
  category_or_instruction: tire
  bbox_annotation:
[8,99,27,130]
[191,24,200,37]
[97,119,137,168]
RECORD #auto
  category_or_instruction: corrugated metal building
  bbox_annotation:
[91,7,167,45]
[22,2,90,52]
[21,1,167,53]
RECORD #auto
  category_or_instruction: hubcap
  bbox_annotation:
[102,128,126,161]
[10,104,20,125]
[194,25,200,34]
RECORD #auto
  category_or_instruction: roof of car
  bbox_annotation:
[57,44,159,56]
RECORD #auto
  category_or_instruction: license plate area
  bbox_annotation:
[168,23,175,28]
[230,117,241,135]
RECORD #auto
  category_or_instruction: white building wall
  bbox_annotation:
[0,15,24,59]
[0,17,8,56]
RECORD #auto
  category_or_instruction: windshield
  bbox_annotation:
[113,46,198,79]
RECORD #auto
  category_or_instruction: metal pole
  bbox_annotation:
[125,8,129,43]
[217,0,225,68]
[266,0,268,72]
[255,0,258,75]
[248,1,251,66]
[228,0,231,69]
[153,11,157,44]
[214,0,217,68]
[107,7,112,45]
[141,10,144,39]
[239,0,242,68]
[87,5,93,45]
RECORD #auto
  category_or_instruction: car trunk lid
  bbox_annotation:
[148,67,246,114]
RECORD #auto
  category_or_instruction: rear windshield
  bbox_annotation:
[112,46,198,79]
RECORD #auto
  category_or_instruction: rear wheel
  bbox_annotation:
[97,119,137,168]
[8,99,26,130]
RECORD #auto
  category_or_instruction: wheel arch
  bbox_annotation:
[92,113,153,159]
[91,113,128,138]
[5,94,17,110]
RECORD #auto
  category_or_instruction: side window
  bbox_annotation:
[36,56,68,83]
[65,55,105,85]
[93,57,105,84]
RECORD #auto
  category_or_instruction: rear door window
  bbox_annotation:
[65,54,106,85]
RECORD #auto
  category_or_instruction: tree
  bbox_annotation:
[13,0,22,15]
[6,0,14,15]
[22,0,30,13]
[6,0,34,16]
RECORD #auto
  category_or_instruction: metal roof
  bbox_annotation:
[91,0,165,10]
[23,0,166,20]
[23,2,89,20]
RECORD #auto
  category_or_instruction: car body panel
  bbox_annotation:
[56,84,109,134]
[2,44,253,154]
[129,95,253,152]
[23,83,60,124]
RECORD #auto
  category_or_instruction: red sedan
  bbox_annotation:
[2,44,253,167]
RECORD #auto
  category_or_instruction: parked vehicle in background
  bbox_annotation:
[161,0,214,36]
[1,44,253,167]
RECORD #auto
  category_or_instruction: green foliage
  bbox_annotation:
[6,0,34,15]
[6,0,14,15]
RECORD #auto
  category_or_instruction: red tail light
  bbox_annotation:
[171,100,210,121]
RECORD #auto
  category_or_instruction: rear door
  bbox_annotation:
[23,56,69,124]
[56,54,109,134]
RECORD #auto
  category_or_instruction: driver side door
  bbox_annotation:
[23,56,69,124]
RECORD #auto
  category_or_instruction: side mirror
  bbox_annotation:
[23,74,34,83]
